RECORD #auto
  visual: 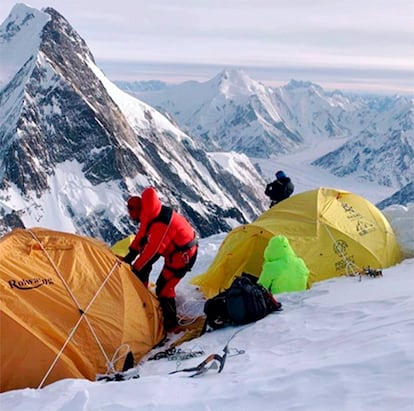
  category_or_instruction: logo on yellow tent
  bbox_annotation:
[356,219,376,236]
[333,240,355,272]
[8,277,54,290]
[333,240,348,256]
[340,202,362,220]
[340,202,376,236]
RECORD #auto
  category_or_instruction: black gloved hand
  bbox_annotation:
[155,275,167,296]
[123,248,138,264]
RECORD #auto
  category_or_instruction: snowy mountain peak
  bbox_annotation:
[128,73,413,186]
[41,7,96,65]
[211,68,267,98]
[0,3,49,88]
[285,79,323,92]
[0,4,267,242]
[134,69,298,157]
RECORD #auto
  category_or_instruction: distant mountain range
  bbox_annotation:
[1,4,412,244]
[118,73,414,193]
[0,4,267,243]
[114,70,413,209]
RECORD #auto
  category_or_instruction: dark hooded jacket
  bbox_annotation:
[265,177,294,205]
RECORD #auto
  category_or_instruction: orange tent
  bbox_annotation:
[0,228,164,392]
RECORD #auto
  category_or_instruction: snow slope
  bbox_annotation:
[1,158,413,411]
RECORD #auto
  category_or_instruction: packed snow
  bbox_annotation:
[1,154,413,411]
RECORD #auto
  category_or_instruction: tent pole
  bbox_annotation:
[27,230,119,388]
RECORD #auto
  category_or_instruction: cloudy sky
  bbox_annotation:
[1,0,413,93]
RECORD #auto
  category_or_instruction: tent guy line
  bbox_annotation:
[0,228,165,392]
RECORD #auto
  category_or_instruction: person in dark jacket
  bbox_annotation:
[265,170,294,208]
[124,187,198,332]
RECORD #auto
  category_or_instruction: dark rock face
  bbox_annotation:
[0,211,25,233]
[376,182,414,209]
[0,6,266,243]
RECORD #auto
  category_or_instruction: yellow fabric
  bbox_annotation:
[191,187,402,298]
[170,316,207,348]
[111,235,135,258]
[0,228,164,392]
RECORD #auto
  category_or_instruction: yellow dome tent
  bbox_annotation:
[111,234,135,258]
[0,228,164,392]
[191,187,402,298]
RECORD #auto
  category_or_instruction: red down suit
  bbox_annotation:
[129,187,198,299]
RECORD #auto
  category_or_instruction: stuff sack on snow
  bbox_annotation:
[204,275,282,329]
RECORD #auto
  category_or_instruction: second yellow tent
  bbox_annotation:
[191,187,401,298]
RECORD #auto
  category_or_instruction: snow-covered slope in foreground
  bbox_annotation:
[1,208,413,410]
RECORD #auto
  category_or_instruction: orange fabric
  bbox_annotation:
[0,228,164,392]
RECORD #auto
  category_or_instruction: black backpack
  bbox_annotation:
[204,275,282,330]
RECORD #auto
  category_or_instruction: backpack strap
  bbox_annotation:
[147,206,173,230]
[138,206,173,249]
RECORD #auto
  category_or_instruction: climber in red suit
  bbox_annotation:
[123,187,198,332]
